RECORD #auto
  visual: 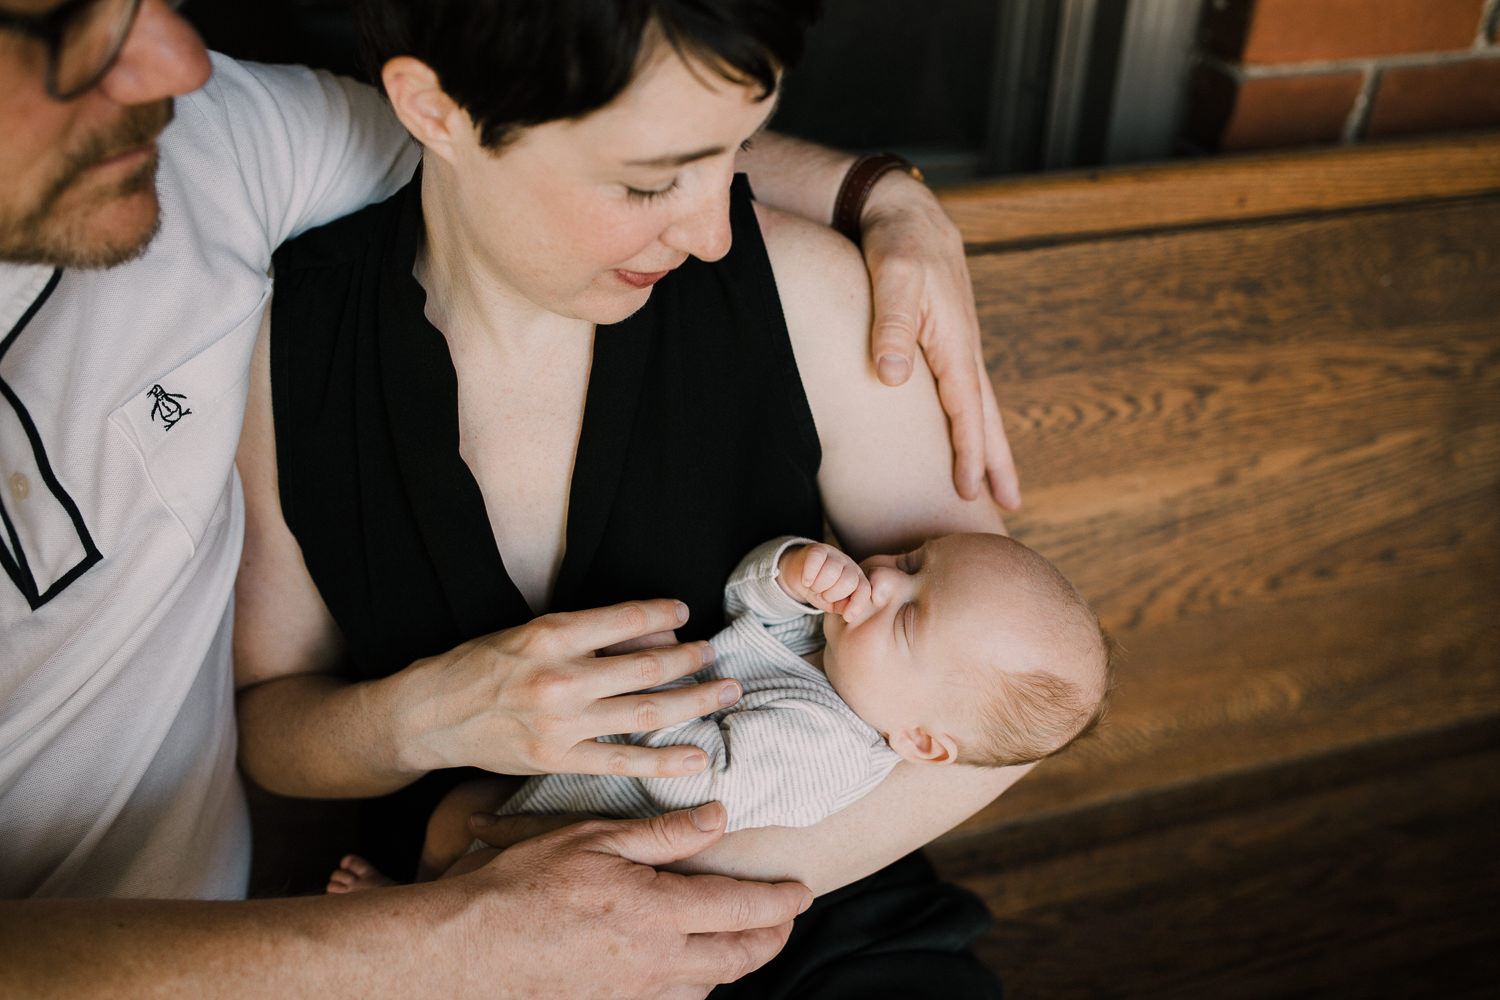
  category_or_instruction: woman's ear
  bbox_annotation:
[888,726,959,766]
[381,56,467,160]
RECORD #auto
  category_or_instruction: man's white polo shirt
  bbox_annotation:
[0,55,416,899]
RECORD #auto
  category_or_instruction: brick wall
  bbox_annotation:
[1185,0,1500,152]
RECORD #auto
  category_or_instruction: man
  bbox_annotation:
[0,0,1016,995]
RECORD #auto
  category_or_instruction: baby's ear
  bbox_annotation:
[889,726,959,766]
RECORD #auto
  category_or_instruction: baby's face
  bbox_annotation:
[821,535,1004,755]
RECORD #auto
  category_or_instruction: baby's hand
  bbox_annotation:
[778,543,872,622]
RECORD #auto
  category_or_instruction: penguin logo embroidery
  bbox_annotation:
[147,384,192,430]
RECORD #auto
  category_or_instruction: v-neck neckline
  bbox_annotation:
[374,178,660,631]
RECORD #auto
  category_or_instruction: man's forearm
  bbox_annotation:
[0,883,473,1000]
[735,131,855,228]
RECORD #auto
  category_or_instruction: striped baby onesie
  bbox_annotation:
[499,537,903,831]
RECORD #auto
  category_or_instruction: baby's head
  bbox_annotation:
[821,533,1110,768]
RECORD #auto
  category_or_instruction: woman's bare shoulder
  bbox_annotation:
[750,202,1005,556]
[752,201,871,368]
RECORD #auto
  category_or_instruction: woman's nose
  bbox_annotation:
[660,170,734,263]
[98,0,212,106]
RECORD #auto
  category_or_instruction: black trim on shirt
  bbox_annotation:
[0,269,104,609]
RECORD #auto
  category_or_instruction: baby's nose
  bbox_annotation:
[864,564,901,601]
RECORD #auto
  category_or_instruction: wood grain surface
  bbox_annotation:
[928,137,1499,996]
[938,131,1500,248]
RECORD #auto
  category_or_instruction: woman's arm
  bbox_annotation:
[737,132,1020,508]
[233,310,739,798]
[669,203,1019,893]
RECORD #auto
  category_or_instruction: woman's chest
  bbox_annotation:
[451,338,592,612]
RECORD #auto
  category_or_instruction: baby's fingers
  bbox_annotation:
[836,578,873,624]
[796,545,830,588]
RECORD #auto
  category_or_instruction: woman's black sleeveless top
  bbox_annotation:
[269,174,823,871]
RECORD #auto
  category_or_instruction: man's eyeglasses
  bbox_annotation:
[0,0,155,101]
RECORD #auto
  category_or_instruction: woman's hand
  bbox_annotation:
[392,598,740,779]
[776,543,871,622]
[858,170,1021,509]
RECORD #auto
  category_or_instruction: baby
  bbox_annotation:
[330,532,1111,890]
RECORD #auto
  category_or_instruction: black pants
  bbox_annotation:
[710,851,1003,1000]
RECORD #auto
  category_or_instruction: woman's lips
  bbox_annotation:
[613,268,672,289]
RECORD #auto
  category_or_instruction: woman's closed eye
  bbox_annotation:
[625,178,680,203]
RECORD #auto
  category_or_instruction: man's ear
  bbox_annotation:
[888,726,959,765]
[381,56,467,159]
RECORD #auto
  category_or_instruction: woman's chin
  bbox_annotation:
[579,286,655,326]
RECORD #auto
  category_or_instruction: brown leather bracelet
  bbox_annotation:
[832,153,924,245]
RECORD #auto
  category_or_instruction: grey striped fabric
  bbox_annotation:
[500,537,902,831]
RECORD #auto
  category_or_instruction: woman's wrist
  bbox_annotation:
[369,662,443,779]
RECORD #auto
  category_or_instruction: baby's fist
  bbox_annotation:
[778,543,872,621]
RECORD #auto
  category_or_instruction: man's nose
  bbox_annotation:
[97,0,212,106]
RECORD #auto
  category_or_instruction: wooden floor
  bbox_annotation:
[928,134,1500,998]
[930,724,1500,998]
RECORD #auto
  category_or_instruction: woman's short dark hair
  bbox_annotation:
[353,0,822,150]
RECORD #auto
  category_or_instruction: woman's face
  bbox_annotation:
[435,44,779,326]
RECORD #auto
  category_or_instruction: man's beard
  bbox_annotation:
[0,99,174,270]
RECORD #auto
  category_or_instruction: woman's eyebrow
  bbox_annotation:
[623,145,727,168]
[622,97,781,169]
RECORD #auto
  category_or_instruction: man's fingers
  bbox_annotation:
[978,364,1022,509]
[682,922,797,986]
[931,355,988,501]
[672,874,812,935]
[468,811,590,849]
[868,261,922,387]
[591,804,729,867]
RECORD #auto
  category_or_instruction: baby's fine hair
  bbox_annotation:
[956,541,1113,768]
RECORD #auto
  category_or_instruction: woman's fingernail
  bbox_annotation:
[719,681,741,707]
[701,642,717,665]
[683,751,708,772]
[470,812,499,829]
[675,601,689,624]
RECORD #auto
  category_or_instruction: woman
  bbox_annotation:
[234,0,1027,994]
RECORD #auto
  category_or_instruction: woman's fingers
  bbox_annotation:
[528,598,691,658]
[590,639,719,698]
[562,738,714,778]
[586,673,740,738]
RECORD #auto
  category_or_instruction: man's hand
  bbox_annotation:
[858,171,1021,509]
[776,543,871,622]
[460,803,810,999]
[394,599,739,779]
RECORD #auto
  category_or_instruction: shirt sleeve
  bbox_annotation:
[183,54,420,252]
[723,535,824,655]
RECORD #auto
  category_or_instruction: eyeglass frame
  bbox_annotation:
[0,0,146,101]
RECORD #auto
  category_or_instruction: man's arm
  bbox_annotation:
[0,806,810,1000]
[737,132,1020,507]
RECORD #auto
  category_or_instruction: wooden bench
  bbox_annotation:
[927,132,1500,994]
